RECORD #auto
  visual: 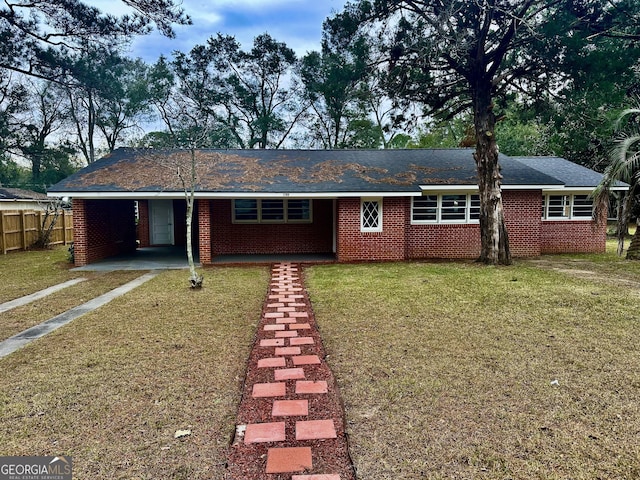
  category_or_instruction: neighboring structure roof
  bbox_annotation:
[48,148,609,198]
[0,187,49,201]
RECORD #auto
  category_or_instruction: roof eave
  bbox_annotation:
[47,190,420,200]
[419,184,564,191]
[542,185,628,193]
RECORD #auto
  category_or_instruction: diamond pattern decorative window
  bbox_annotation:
[361,199,382,232]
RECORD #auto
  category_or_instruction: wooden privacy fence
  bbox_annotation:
[0,210,73,254]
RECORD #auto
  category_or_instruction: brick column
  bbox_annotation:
[198,199,212,264]
[137,200,150,247]
[72,199,88,266]
[504,190,541,256]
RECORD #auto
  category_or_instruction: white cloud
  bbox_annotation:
[180,4,224,24]
[84,0,136,17]
[206,0,299,8]
[88,0,347,61]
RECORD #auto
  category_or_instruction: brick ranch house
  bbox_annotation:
[47,148,624,267]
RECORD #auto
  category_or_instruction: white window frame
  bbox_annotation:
[232,199,313,224]
[411,193,480,224]
[286,199,314,222]
[570,194,595,218]
[233,198,259,222]
[361,198,383,232]
[542,193,594,220]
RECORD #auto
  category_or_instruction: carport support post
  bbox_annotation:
[72,199,88,266]
[198,199,211,264]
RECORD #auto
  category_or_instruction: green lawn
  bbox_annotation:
[306,256,640,479]
[0,246,80,303]
[0,246,151,342]
[1,246,639,479]
[0,266,268,480]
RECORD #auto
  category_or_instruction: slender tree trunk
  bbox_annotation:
[87,93,96,163]
[333,116,341,149]
[68,90,89,165]
[472,83,511,265]
[34,199,63,248]
[68,88,97,164]
[31,151,41,185]
[185,149,203,287]
[185,194,197,278]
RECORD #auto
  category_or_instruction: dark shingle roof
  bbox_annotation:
[49,148,603,196]
[0,187,49,200]
[512,157,619,188]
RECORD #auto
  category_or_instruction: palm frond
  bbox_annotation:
[593,106,640,255]
[608,134,640,183]
[614,107,640,131]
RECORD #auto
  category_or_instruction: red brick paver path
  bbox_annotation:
[227,263,355,479]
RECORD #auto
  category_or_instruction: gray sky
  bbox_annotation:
[87,0,348,61]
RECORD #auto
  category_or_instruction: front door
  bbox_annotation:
[150,199,174,245]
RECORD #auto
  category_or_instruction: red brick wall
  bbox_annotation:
[408,223,481,259]
[137,200,150,247]
[72,199,137,266]
[541,219,607,253]
[72,199,88,266]
[503,190,542,257]
[198,199,212,264]
[74,191,606,267]
[209,199,334,256]
[336,197,407,261]
[506,190,606,255]
[408,191,542,259]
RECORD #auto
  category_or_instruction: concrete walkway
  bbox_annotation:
[227,263,354,479]
[0,278,86,314]
[71,247,197,272]
[0,272,157,359]
[70,248,334,271]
